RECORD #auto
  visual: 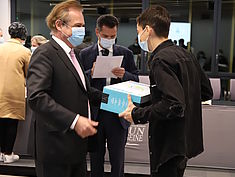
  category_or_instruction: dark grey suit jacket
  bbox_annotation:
[26,39,101,164]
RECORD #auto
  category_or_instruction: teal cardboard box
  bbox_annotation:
[100,81,150,114]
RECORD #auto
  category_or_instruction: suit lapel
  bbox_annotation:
[50,39,87,92]
[113,45,119,56]
[93,44,99,60]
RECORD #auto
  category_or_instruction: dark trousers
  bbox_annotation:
[90,114,128,177]
[0,118,18,154]
[151,156,187,177]
[35,160,87,177]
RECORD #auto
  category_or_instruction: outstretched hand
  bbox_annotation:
[119,94,136,123]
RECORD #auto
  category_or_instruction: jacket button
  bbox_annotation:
[149,152,152,155]
[149,136,151,139]
[138,120,141,123]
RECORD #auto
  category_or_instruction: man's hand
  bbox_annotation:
[119,94,136,123]
[112,67,125,79]
[91,62,96,76]
[74,116,98,138]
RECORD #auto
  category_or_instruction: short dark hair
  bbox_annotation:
[136,5,171,38]
[179,38,184,43]
[8,22,27,40]
[96,14,119,31]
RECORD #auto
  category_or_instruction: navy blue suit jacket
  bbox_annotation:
[79,43,139,129]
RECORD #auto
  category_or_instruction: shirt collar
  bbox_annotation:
[148,39,174,66]
[150,39,174,58]
[7,38,22,45]
[52,35,71,54]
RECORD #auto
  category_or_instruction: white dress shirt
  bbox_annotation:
[97,42,113,85]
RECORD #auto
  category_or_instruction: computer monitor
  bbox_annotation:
[168,22,191,46]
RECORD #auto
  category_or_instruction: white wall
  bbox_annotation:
[0,0,11,40]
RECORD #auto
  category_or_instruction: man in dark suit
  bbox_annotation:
[79,14,139,177]
[26,1,101,177]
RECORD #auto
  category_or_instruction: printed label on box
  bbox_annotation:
[100,81,150,114]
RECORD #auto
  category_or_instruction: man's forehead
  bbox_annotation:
[100,25,117,32]
[68,9,84,24]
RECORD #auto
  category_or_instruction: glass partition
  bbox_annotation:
[151,0,214,72]
[14,0,235,102]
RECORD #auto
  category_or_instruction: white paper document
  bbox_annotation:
[92,55,123,78]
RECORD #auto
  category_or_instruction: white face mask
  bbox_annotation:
[0,37,4,44]
[137,28,149,52]
[31,46,37,53]
[100,37,115,49]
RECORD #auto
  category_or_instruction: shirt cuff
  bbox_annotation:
[70,114,79,129]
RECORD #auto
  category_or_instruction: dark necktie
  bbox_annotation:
[101,49,109,56]
[101,49,111,85]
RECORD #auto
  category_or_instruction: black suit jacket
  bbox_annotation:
[131,40,213,172]
[79,44,139,129]
[26,39,102,164]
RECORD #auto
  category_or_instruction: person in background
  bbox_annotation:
[0,22,31,163]
[79,14,139,177]
[218,49,228,72]
[128,37,141,69]
[0,28,4,44]
[173,40,177,45]
[119,6,213,177]
[179,38,187,49]
[217,49,229,98]
[128,37,141,55]
[74,35,94,55]
[197,51,207,70]
[26,1,102,177]
[31,35,47,53]
[24,35,31,49]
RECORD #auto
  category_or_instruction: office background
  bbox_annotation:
[0,0,234,77]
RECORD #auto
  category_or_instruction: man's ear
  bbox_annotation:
[145,25,150,32]
[95,28,99,37]
[145,25,153,36]
[55,19,63,31]
[95,28,102,41]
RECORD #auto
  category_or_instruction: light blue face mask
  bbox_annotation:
[67,27,85,47]
[100,37,116,49]
[137,29,149,52]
